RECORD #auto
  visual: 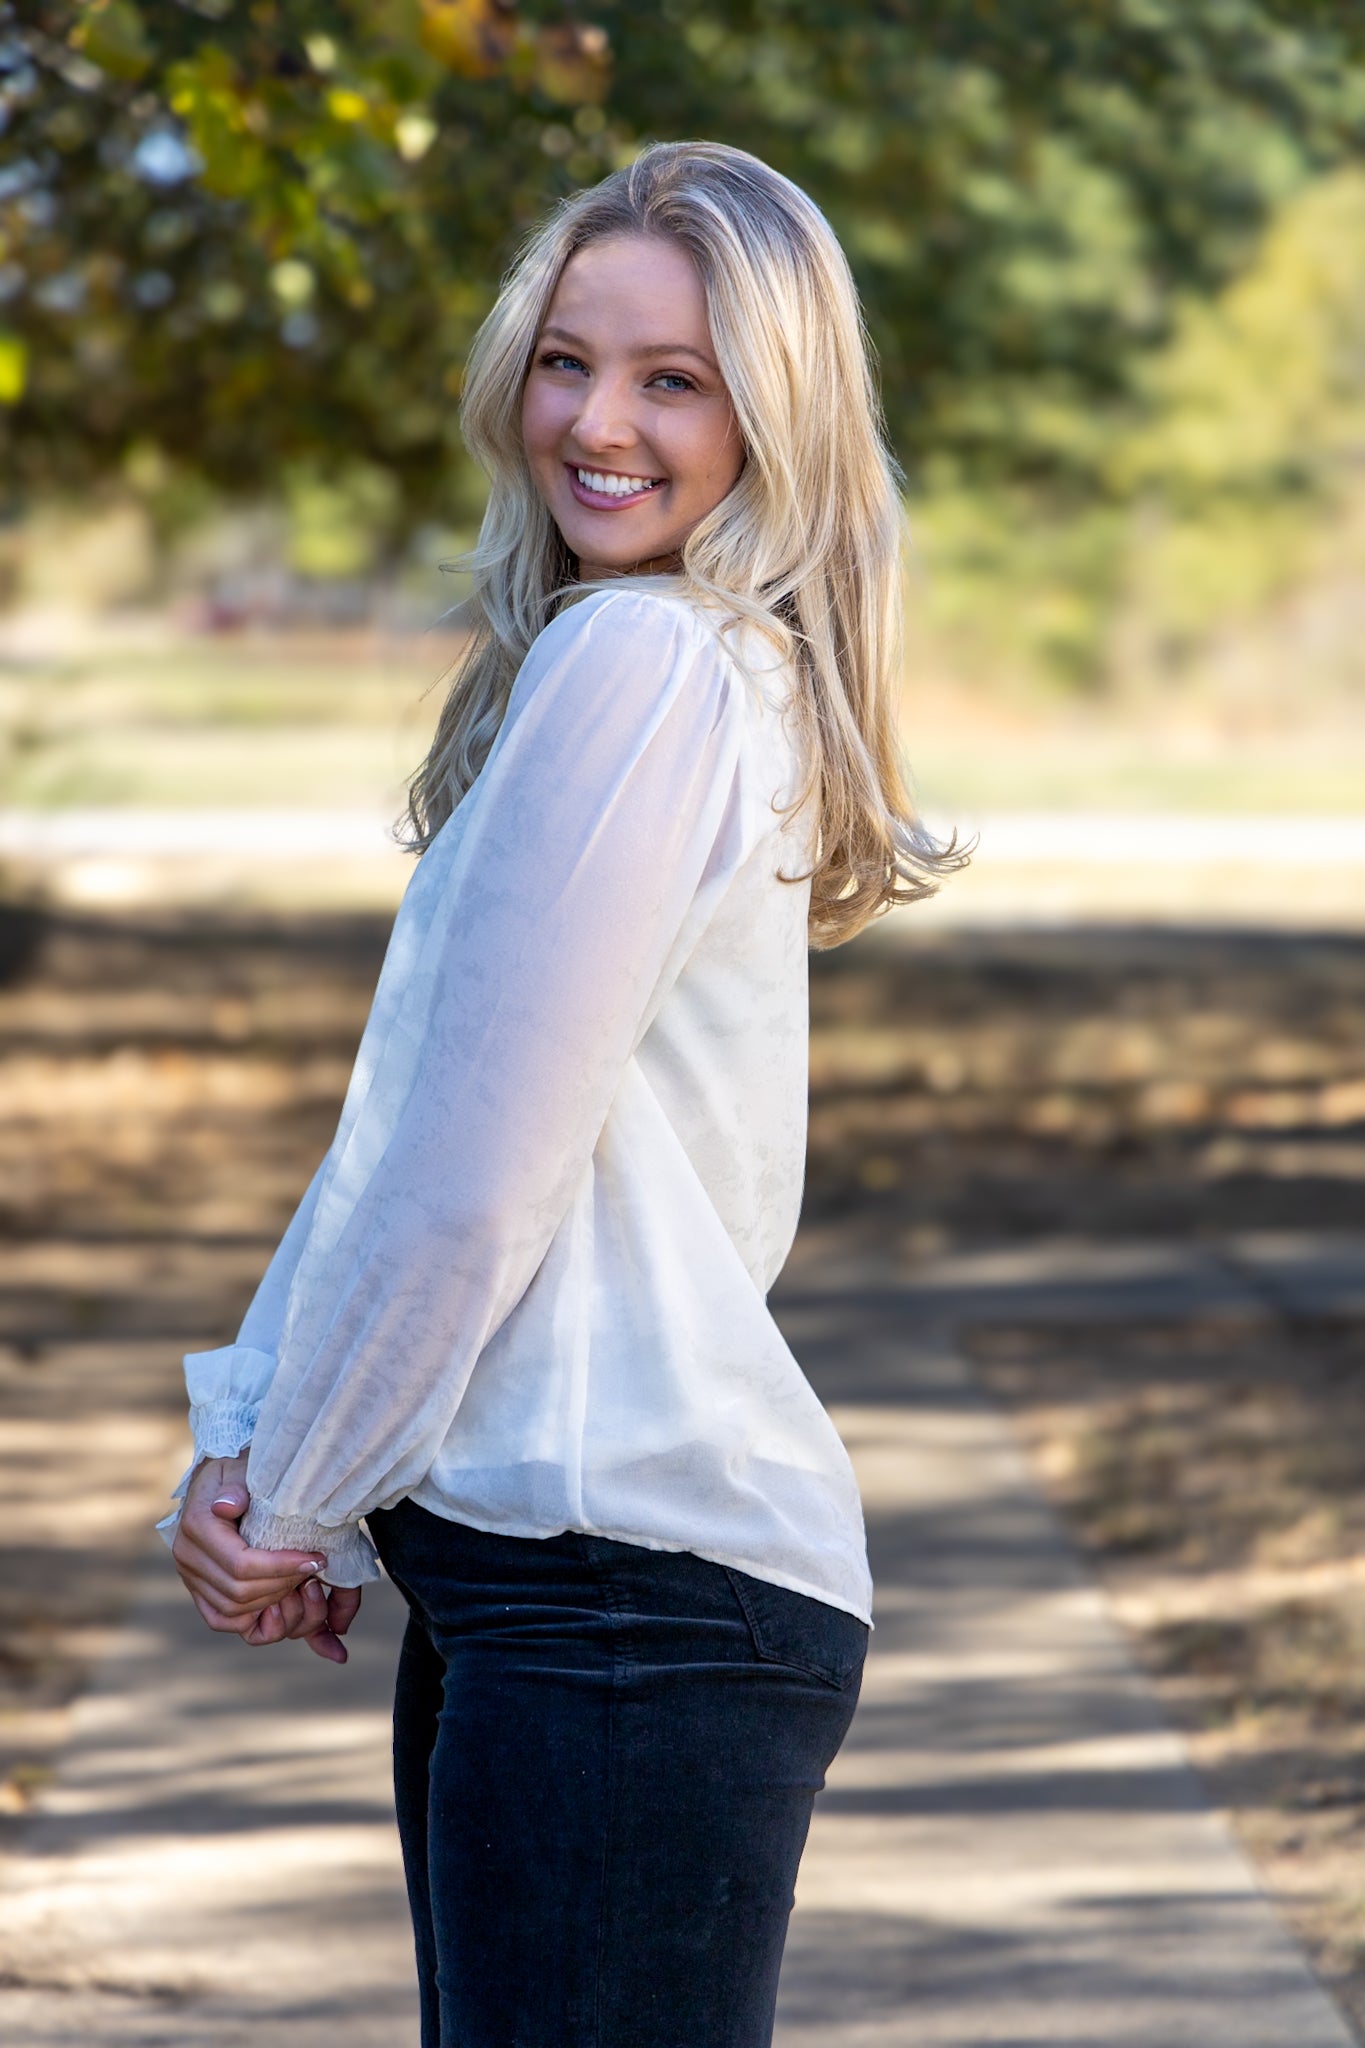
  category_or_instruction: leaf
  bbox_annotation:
[0,332,27,405]
[166,55,270,201]
[419,0,518,81]
[69,0,153,84]
[534,23,611,107]
[327,88,372,125]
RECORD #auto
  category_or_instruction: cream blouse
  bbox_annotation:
[158,586,872,1623]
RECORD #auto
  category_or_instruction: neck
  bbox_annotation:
[576,553,681,582]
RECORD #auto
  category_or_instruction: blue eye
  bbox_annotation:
[652,372,695,393]
[541,351,587,374]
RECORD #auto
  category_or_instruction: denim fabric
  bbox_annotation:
[367,1500,868,2048]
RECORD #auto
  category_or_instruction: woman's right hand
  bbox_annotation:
[172,1454,361,1664]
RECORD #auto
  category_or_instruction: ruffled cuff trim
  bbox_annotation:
[239,1500,382,1587]
[189,1401,261,1462]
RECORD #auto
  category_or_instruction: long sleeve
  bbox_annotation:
[154,1157,328,1544]
[237,590,750,1580]
[190,1159,329,1455]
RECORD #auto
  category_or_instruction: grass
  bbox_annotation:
[0,639,456,813]
[3,631,1364,815]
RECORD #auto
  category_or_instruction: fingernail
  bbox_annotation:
[212,1495,241,1508]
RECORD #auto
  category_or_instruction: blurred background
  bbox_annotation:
[2,0,1365,2032]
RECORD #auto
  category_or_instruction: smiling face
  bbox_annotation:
[521,233,745,580]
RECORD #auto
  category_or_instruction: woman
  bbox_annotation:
[163,140,959,2047]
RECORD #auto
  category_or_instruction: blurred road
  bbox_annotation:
[5,807,1365,925]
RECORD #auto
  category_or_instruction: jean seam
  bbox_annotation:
[579,1536,630,2048]
[721,1566,857,1691]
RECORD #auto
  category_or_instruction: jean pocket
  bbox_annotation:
[722,1567,868,1690]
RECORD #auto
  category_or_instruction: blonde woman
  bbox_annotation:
[164,140,959,2047]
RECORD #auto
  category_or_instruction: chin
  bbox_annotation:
[564,525,671,575]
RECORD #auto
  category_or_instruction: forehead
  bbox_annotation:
[545,234,711,345]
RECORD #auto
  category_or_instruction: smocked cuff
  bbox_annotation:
[238,1500,382,1587]
[189,1400,261,1462]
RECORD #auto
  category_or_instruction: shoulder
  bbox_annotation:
[474,586,752,813]
[529,584,722,668]
[508,586,744,740]
[545,588,796,712]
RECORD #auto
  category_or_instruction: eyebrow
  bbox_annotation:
[540,324,718,371]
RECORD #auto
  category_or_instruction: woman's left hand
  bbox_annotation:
[173,1455,362,1663]
[247,1574,364,1662]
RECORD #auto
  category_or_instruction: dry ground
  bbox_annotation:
[806,923,1365,2029]
[971,1315,1365,2035]
[2,901,1364,2022]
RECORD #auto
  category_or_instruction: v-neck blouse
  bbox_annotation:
[159,586,872,1623]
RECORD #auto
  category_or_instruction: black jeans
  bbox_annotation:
[367,1500,867,2048]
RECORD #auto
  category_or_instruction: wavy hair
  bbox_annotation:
[406,140,966,946]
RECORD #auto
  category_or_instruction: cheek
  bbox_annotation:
[682,403,742,489]
[521,383,566,464]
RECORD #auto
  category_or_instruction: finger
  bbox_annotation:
[298,1577,330,1628]
[190,1589,259,1639]
[273,1587,310,1635]
[182,1575,280,1623]
[327,1585,363,1636]
[238,1580,337,1652]
[178,1515,328,1583]
[225,1545,327,1581]
[246,1603,286,1647]
[175,1548,320,1612]
[285,1578,345,1640]
[182,1457,249,1514]
[304,1626,348,1665]
[209,1488,249,1521]
[179,1500,325,1571]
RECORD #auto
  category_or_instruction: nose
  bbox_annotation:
[570,372,638,454]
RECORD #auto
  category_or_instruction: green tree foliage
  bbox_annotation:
[1121,165,1365,672]
[611,0,1365,496]
[2,0,616,525]
[3,1,1365,638]
[917,166,1365,690]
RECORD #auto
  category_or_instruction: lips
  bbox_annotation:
[566,464,666,508]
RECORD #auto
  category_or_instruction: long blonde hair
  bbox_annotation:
[407,140,965,946]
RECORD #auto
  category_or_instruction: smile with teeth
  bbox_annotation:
[574,467,665,498]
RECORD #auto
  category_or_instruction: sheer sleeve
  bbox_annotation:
[236,590,748,1582]
[154,1158,327,1545]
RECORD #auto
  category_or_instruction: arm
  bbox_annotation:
[187,1157,330,1464]
[239,591,746,1569]
[161,1163,364,1658]
[156,1153,328,1542]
